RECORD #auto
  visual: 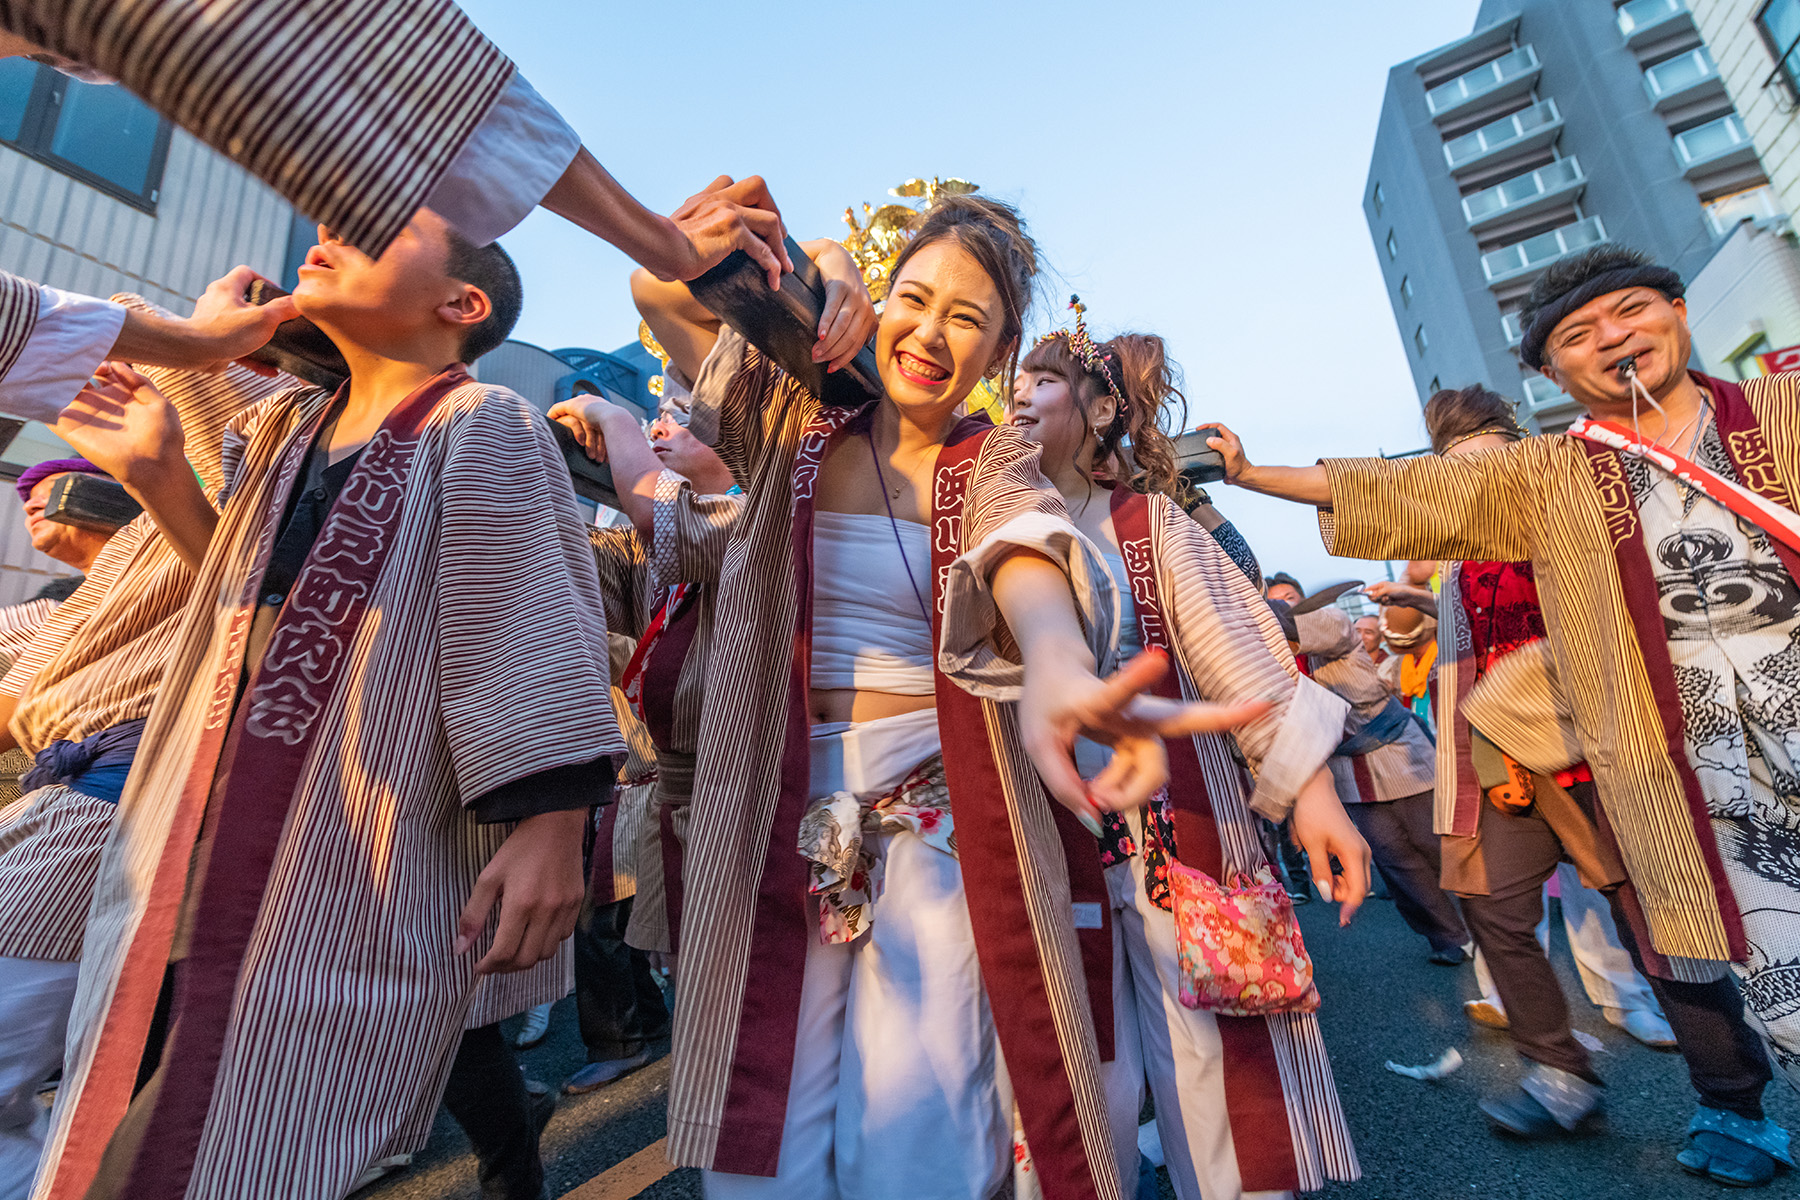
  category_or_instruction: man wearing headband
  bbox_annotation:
[15,459,116,578]
[1206,243,1800,1183]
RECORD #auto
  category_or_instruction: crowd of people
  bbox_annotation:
[0,3,1793,1200]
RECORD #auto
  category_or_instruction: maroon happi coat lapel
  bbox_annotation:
[116,368,470,1199]
[1109,488,1301,1193]
[1569,369,1783,962]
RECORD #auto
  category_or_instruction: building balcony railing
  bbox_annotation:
[1704,184,1789,238]
[1425,45,1543,123]
[1502,311,1524,346]
[1444,99,1563,175]
[1616,0,1694,49]
[1462,157,1585,231]
[1644,46,1726,111]
[1481,214,1608,287]
[1673,112,1759,177]
[1522,373,1578,418]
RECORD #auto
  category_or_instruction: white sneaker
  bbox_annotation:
[515,1002,553,1049]
[1604,1006,1676,1048]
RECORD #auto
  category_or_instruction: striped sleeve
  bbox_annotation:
[1320,445,1539,564]
[939,429,1117,699]
[589,524,652,641]
[650,471,741,594]
[1153,496,1347,819]
[0,270,38,383]
[686,327,806,485]
[0,518,152,699]
[0,597,59,673]
[434,387,624,803]
[2,0,515,261]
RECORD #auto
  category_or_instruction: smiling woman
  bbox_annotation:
[600,192,1275,1200]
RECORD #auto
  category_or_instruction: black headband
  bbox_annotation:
[1520,265,1684,370]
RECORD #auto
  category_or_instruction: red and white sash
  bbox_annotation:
[1568,416,1800,555]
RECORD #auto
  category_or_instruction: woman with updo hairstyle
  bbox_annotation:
[613,193,1275,1199]
[1010,317,1367,1197]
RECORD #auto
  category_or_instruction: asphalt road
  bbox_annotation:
[359,893,1796,1200]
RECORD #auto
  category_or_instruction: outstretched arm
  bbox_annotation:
[993,550,1270,829]
[1204,422,1332,505]
[52,363,217,571]
[547,394,662,535]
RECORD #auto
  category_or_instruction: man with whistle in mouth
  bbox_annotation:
[1206,244,1798,1186]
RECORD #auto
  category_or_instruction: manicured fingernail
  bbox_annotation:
[1078,810,1103,837]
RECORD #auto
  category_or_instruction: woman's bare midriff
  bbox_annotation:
[808,688,936,726]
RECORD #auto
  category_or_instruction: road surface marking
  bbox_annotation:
[560,1136,679,1199]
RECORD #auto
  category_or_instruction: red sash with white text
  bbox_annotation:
[114,370,467,1199]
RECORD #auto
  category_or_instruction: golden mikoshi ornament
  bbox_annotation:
[638,320,670,398]
[841,177,980,304]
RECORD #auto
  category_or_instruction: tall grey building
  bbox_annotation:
[1365,0,1778,431]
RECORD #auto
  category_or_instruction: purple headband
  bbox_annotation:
[16,458,108,502]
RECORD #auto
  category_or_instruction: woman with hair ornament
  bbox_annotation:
[1007,301,1367,1199]
[620,194,1274,1200]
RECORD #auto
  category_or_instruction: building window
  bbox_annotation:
[1414,324,1429,356]
[1386,230,1400,260]
[1399,275,1414,307]
[1759,0,1800,97]
[1372,182,1385,216]
[1731,334,1773,380]
[0,58,170,212]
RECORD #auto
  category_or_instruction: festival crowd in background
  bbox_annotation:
[0,3,1794,1200]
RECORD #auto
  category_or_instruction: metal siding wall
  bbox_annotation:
[0,126,290,307]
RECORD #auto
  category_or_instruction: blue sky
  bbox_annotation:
[460,0,1483,588]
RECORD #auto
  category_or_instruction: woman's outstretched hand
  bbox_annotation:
[1020,648,1272,831]
[1289,770,1373,927]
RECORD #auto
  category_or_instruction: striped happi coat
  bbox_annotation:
[589,477,742,952]
[673,331,1126,1198]
[35,374,621,1200]
[1108,488,1358,1191]
[0,270,37,384]
[1318,370,1800,963]
[0,337,289,965]
[0,0,513,259]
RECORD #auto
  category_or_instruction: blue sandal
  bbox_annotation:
[1677,1108,1792,1189]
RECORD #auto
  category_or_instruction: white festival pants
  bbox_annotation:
[703,708,1014,1200]
[1102,810,1293,1200]
[1472,863,1660,1016]
[0,957,78,1200]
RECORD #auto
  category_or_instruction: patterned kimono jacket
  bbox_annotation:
[589,478,743,953]
[1105,488,1357,1193]
[1317,370,1800,965]
[0,334,290,965]
[35,371,622,1200]
[0,0,512,259]
[670,330,1127,1199]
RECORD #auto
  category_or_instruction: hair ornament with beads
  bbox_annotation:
[1036,296,1127,408]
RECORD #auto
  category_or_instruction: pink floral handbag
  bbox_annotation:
[1168,860,1320,1016]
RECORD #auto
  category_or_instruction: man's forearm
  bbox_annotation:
[1234,463,1333,506]
[542,150,687,280]
[597,410,664,536]
[124,461,218,571]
